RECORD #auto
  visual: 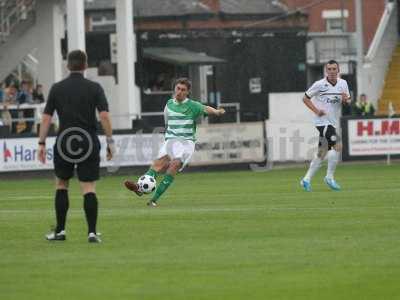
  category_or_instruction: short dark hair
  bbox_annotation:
[173,77,191,91]
[67,50,87,71]
[326,60,339,67]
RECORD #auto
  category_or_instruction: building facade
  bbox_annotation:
[83,0,308,124]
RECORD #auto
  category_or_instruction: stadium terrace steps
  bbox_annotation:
[378,45,400,115]
[0,1,36,82]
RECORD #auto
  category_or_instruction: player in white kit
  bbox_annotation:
[300,60,351,191]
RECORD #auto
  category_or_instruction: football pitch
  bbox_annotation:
[1,163,399,300]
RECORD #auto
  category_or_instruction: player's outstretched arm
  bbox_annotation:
[205,106,225,116]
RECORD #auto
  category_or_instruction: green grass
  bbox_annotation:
[1,163,400,300]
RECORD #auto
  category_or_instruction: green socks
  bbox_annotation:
[146,168,159,179]
[145,168,174,202]
[151,174,174,202]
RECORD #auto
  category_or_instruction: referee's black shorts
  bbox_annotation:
[316,125,338,150]
[53,130,101,182]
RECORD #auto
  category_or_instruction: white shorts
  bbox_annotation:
[157,138,196,171]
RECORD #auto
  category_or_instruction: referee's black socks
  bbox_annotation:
[83,193,98,234]
[55,189,69,233]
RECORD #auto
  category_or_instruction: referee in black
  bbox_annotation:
[38,50,115,243]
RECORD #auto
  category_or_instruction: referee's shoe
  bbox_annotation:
[88,232,102,243]
[45,230,66,241]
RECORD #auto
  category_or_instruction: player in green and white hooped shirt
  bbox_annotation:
[124,78,225,206]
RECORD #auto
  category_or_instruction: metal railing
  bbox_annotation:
[306,32,357,64]
[8,50,39,84]
[0,0,36,43]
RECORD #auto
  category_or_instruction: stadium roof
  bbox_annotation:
[220,0,285,15]
[85,0,287,17]
[142,47,226,65]
[85,0,212,16]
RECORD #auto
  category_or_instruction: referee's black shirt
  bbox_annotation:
[44,72,109,135]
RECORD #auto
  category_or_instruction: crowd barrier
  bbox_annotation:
[0,122,265,172]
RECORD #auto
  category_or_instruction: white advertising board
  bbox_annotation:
[190,122,265,165]
[265,121,318,162]
[348,118,400,156]
[0,134,164,172]
[0,122,265,172]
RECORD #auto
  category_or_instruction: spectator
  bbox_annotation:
[1,103,13,129]
[354,94,375,116]
[17,81,33,104]
[150,73,169,91]
[5,85,17,104]
[33,84,45,103]
[19,0,27,20]
[0,82,5,103]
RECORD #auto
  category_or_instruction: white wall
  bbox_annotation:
[360,2,398,105]
[86,68,121,127]
[35,0,64,96]
[266,92,317,162]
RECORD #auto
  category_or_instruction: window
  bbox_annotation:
[91,15,102,22]
[322,9,348,33]
[326,18,346,32]
[90,12,116,27]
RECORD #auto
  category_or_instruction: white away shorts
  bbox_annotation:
[157,138,196,171]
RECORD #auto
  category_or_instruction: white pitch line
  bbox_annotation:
[1,206,399,215]
[0,196,54,201]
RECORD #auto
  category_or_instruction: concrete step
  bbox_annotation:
[0,11,36,81]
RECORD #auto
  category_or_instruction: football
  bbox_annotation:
[137,175,157,194]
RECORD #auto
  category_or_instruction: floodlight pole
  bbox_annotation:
[355,0,364,98]
[116,0,141,129]
[66,0,85,51]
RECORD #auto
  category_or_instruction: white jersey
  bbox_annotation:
[305,77,350,128]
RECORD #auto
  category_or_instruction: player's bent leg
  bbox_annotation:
[80,181,101,243]
[301,128,329,192]
[301,150,325,192]
[124,156,170,197]
[150,155,170,176]
[332,143,342,152]
[46,177,70,241]
[148,159,181,207]
[325,143,341,191]
[317,144,329,160]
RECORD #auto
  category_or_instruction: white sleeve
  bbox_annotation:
[305,81,320,99]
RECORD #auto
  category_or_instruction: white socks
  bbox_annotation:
[326,149,339,179]
[304,156,322,182]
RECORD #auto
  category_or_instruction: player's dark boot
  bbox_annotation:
[124,180,143,196]
[45,230,66,241]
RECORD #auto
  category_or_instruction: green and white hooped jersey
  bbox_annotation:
[164,98,207,141]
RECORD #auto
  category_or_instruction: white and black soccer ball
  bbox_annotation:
[137,175,156,194]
